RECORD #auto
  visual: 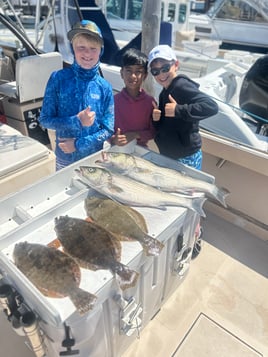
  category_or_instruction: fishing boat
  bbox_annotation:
[189,0,268,53]
[1,0,262,73]
[1,0,267,236]
[0,1,267,356]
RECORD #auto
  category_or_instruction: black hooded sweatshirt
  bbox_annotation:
[153,74,218,159]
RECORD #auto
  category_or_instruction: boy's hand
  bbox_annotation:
[112,128,126,146]
[165,95,177,117]
[152,101,161,121]
[78,106,95,127]
[58,138,76,153]
[112,128,139,146]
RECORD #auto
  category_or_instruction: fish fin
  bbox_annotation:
[177,188,195,195]
[73,257,102,271]
[114,263,139,290]
[47,238,61,249]
[116,234,136,242]
[191,196,207,217]
[211,186,230,208]
[111,236,122,261]
[69,288,97,315]
[134,167,152,175]
[141,235,164,256]
[108,182,124,194]
[38,286,66,298]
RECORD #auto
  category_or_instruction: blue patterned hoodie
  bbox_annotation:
[39,60,114,167]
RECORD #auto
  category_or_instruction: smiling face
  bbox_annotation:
[120,64,147,96]
[150,59,179,89]
[72,34,102,69]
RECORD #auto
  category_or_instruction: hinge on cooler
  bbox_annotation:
[116,295,143,337]
[173,243,192,277]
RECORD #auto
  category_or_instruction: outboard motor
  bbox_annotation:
[239,55,268,135]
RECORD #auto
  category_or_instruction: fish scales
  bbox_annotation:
[54,216,139,290]
[13,242,97,315]
[96,151,229,208]
[84,196,164,256]
[76,166,206,217]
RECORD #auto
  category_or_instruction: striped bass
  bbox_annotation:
[96,151,229,208]
[75,166,207,217]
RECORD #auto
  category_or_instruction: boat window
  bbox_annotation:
[161,2,165,21]
[161,2,188,24]
[167,3,176,22]
[127,0,143,20]
[178,4,187,23]
[216,0,266,23]
[106,0,126,19]
[106,0,143,20]
[191,0,206,13]
[0,25,23,50]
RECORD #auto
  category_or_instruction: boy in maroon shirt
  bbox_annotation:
[111,48,156,147]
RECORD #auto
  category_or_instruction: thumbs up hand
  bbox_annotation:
[78,106,95,127]
[111,128,140,146]
[165,94,177,117]
[116,128,121,136]
[152,101,161,122]
[111,128,127,146]
[112,128,123,146]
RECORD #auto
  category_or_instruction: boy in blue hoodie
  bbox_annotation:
[39,20,114,170]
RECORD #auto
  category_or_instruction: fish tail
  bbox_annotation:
[211,186,230,208]
[190,196,207,217]
[69,288,97,315]
[114,264,139,290]
[142,235,164,256]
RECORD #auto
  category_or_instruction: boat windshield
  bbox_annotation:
[207,0,224,17]
[207,0,268,21]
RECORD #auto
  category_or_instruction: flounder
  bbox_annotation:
[84,196,164,256]
[13,242,97,315]
[54,216,139,290]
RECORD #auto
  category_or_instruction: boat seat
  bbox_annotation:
[0,52,62,103]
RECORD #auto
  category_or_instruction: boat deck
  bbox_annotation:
[1,210,268,356]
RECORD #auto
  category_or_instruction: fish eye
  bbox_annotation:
[88,168,95,173]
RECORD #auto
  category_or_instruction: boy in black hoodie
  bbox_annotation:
[149,45,218,256]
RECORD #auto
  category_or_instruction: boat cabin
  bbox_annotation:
[189,0,268,52]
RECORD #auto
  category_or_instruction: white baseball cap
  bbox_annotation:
[148,45,177,66]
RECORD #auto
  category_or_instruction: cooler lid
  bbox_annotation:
[0,124,49,177]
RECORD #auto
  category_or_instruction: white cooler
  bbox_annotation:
[0,145,214,357]
[0,123,55,198]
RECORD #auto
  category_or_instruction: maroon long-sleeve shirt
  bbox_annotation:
[114,88,156,147]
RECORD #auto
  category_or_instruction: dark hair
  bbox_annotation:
[121,48,148,72]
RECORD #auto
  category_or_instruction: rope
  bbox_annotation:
[209,94,268,124]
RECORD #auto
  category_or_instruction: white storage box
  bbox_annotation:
[0,123,55,197]
[0,146,213,356]
[182,40,221,58]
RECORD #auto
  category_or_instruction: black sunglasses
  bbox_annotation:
[150,61,174,77]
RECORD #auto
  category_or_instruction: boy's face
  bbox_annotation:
[150,59,179,89]
[120,65,147,91]
[72,35,102,69]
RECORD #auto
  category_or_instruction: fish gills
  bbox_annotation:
[54,216,139,290]
[13,242,97,315]
[84,196,164,256]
